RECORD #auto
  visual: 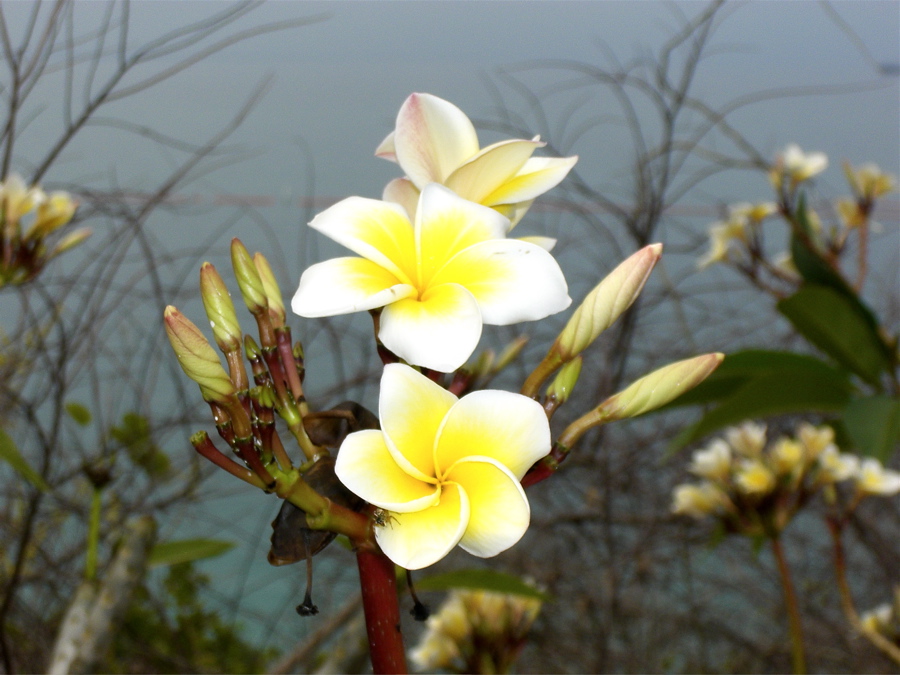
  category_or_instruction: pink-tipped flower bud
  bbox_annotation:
[555,244,662,360]
[199,262,242,352]
[230,238,268,315]
[164,306,236,403]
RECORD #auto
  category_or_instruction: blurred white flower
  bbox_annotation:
[689,439,732,481]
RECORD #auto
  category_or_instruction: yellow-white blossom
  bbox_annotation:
[292,184,570,372]
[672,482,730,518]
[729,201,778,224]
[735,459,776,496]
[796,423,836,464]
[854,458,900,496]
[844,162,896,201]
[780,143,828,183]
[697,217,747,268]
[726,421,768,458]
[376,93,577,227]
[689,439,732,481]
[771,438,805,476]
[815,446,859,483]
[410,588,542,673]
[335,364,550,569]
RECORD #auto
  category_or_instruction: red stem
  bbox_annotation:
[356,549,407,674]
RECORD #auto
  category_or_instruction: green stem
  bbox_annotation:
[827,518,900,666]
[85,487,102,581]
[356,549,407,674]
[771,536,806,674]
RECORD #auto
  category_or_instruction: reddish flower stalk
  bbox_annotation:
[356,549,407,674]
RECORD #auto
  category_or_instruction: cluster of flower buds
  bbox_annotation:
[1,174,89,287]
[673,422,900,537]
[164,238,369,544]
[836,162,897,230]
[409,587,543,674]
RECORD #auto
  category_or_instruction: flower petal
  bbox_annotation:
[309,196,416,284]
[435,390,550,480]
[382,177,420,222]
[335,430,440,512]
[431,239,571,325]
[417,183,509,288]
[291,257,415,318]
[445,138,542,203]
[394,93,479,188]
[379,363,457,482]
[379,282,482,373]
[375,131,398,162]
[445,457,531,558]
[493,199,535,229]
[483,156,578,206]
[516,235,557,251]
[375,482,469,570]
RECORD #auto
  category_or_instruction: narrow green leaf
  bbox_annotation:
[148,539,235,567]
[777,285,891,386]
[841,396,900,463]
[416,569,551,601]
[0,428,50,492]
[65,402,92,426]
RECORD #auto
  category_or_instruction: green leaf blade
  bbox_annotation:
[0,428,50,492]
[148,539,236,567]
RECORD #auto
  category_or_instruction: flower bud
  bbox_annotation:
[494,335,528,372]
[163,306,236,403]
[253,252,286,327]
[199,262,242,352]
[25,191,77,239]
[546,356,581,404]
[555,244,662,360]
[0,174,42,225]
[230,238,267,314]
[47,228,92,258]
[596,353,724,421]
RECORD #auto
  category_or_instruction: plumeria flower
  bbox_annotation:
[735,459,776,496]
[772,143,828,187]
[292,183,570,372]
[854,458,900,496]
[697,214,747,268]
[672,482,730,518]
[815,446,859,484]
[725,421,768,458]
[689,439,732,481]
[334,364,550,570]
[375,93,577,229]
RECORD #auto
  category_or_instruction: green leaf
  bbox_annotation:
[777,285,891,386]
[65,402,92,426]
[148,539,235,567]
[0,428,50,492]
[841,396,900,463]
[110,412,170,479]
[416,569,551,601]
[671,352,853,450]
[666,350,850,408]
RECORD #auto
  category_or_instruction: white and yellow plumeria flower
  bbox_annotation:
[854,458,900,496]
[376,92,577,228]
[291,183,570,372]
[334,363,550,570]
[781,143,828,184]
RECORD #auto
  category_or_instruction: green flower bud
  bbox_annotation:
[555,244,662,360]
[546,356,582,404]
[199,262,242,352]
[163,306,236,403]
[253,252,285,327]
[494,335,528,372]
[230,238,267,314]
[596,353,723,421]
